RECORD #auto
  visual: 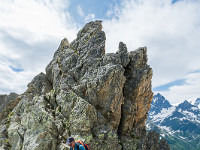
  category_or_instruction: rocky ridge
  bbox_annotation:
[0,93,19,114]
[0,93,19,121]
[0,21,169,150]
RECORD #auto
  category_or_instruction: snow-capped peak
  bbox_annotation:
[177,100,192,110]
[147,94,200,149]
[194,98,200,109]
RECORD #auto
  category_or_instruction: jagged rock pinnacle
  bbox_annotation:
[0,21,170,150]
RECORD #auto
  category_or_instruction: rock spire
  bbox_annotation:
[0,21,170,150]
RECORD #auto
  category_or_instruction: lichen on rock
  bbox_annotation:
[0,21,170,150]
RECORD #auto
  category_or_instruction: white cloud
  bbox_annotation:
[85,14,95,22]
[0,0,199,105]
[103,0,200,103]
[0,0,79,94]
[160,72,200,104]
[77,5,84,17]
[0,0,77,43]
[106,2,121,18]
[0,62,33,94]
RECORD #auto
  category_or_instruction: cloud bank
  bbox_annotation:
[0,0,78,94]
[103,0,200,104]
[0,0,199,104]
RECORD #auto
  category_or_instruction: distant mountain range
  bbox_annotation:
[147,93,200,150]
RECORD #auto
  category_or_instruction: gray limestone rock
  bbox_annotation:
[0,93,18,113]
[26,72,52,97]
[0,21,170,150]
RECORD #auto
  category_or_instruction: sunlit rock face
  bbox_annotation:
[0,21,169,150]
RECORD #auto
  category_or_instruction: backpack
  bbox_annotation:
[76,140,89,150]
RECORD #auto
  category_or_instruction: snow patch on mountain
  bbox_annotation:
[159,126,175,135]
[191,107,198,111]
[147,94,200,150]
[151,106,176,123]
[190,98,200,109]
[182,111,196,118]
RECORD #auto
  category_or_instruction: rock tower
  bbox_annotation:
[0,21,170,150]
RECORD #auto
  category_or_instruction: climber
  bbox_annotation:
[66,137,86,150]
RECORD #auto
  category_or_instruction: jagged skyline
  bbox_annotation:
[0,0,200,104]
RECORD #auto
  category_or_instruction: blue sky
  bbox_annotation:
[68,0,122,23]
[153,79,185,91]
[0,0,200,104]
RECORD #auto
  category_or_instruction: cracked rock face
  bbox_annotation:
[0,21,169,150]
[0,93,19,114]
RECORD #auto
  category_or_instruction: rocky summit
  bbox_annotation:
[0,21,169,150]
